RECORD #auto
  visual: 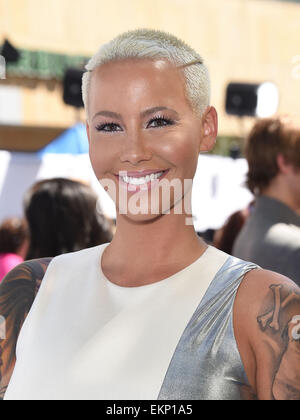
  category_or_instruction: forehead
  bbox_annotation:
[91,58,184,85]
[89,58,190,110]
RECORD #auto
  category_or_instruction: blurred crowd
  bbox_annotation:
[0,178,114,282]
[0,116,299,286]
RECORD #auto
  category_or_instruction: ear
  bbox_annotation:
[277,154,294,175]
[199,106,218,153]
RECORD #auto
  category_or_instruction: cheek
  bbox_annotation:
[88,139,114,179]
[160,132,199,175]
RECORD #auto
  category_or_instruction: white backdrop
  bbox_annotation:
[0,151,253,232]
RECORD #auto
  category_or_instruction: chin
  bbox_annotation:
[116,199,186,224]
[115,190,188,223]
[118,211,166,224]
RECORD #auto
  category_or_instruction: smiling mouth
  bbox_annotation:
[115,169,169,188]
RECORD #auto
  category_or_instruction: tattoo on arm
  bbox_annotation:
[0,258,52,399]
[257,284,300,400]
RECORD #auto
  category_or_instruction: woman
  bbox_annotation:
[1,29,299,400]
[23,178,113,259]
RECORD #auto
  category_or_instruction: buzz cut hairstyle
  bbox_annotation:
[82,28,211,118]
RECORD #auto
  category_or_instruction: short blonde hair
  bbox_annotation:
[82,28,210,117]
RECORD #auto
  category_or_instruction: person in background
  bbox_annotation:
[233,117,300,286]
[213,207,250,255]
[0,218,29,282]
[23,178,113,259]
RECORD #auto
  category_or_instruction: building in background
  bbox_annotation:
[0,0,299,152]
[2,0,300,232]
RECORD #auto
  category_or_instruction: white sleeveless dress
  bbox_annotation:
[4,243,255,400]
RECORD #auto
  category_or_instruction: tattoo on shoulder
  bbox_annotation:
[257,283,300,400]
[0,258,52,324]
[0,258,52,399]
[257,284,299,333]
[0,385,7,400]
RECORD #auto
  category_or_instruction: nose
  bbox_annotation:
[119,131,152,165]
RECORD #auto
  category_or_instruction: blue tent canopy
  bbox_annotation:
[37,123,89,156]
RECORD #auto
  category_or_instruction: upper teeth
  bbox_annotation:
[121,171,164,185]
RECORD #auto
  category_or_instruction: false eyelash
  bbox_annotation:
[147,114,175,126]
[95,122,121,132]
[95,114,175,132]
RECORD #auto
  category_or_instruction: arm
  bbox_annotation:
[234,269,300,400]
[0,259,52,399]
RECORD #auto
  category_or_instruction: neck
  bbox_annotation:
[262,174,300,213]
[102,196,206,286]
[113,212,202,260]
[262,179,298,213]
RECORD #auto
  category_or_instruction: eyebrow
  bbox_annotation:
[141,106,179,119]
[92,106,179,122]
[92,110,123,121]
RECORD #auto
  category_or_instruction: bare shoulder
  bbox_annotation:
[0,258,52,399]
[234,268,300,400]
[0,258,52,286]
[235,269,299,334]
[235,268,299,321]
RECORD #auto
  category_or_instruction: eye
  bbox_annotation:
[95,122,122,132]
[147,115,175,128]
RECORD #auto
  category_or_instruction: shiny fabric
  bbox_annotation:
[158,256,258,400]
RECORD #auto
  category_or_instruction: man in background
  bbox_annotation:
[233,116,300,286]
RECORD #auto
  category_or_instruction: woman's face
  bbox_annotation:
[86,58,217,221]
